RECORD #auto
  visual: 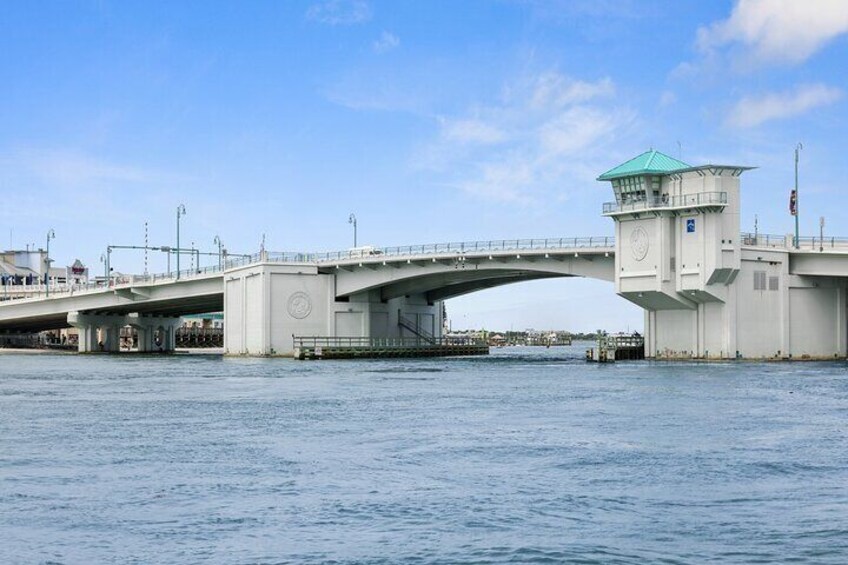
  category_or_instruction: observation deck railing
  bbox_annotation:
[603,191,727,214]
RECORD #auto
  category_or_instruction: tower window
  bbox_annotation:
[753,271,767,291]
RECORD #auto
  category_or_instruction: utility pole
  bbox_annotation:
[176,204,186,279]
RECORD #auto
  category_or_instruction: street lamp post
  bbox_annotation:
[100,253,107,283]
[214,235,223,269]
[176,204,186,279]
[45,229,55,297]
[348,213,357,248]
[794,143,803,249]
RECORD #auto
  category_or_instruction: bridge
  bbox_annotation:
[0,237,614,353]
[3,149,848,359]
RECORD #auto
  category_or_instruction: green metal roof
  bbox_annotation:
[597,150,690,181]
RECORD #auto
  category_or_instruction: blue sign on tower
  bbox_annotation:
[686,219,696,233]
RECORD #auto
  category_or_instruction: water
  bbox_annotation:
[1,346,847,564]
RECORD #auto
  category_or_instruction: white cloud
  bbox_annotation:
[440,118,507,145]
[372,31,399,54]
[1,148,168,186]
[537,106,620,158]
[306,0,371,25]
[416,72,633,203]
[697,0,848,65]
[658,90,677,107]
[726,83,843,128]
[529,73,614,109]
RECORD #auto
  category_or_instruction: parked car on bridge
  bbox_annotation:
[346,246,383,258]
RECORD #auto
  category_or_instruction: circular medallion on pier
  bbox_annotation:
[287,291,312,319]
[630,227,649,261]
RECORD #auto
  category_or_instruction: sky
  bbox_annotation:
[2,0,847,332]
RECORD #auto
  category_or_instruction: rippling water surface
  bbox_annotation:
[2,346,847,563]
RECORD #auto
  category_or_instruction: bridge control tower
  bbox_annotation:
[599,149,845,359]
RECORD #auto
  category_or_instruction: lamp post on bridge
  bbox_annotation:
[794,143,802,249]
[348,213,357,248]
[176,204,187,280]
[214,235,223,269]
[45,229,55,297]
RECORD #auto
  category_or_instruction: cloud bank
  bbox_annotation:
[417,72,632,203]
[698,0,848,65]
[726,84,843,128]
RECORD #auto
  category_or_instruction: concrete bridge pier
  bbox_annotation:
[68,312,180,353]
[223,262,445,356]
[127,314,181,353]
[71,317,100,353]
[101,324,122,353]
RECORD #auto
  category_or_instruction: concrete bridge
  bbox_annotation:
[3,149,848,359]
[0,238,614,354]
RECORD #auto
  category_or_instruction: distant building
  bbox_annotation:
[0,248,88,286]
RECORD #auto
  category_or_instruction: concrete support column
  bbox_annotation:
[68,312,122,353]
[76,324,99,353]
[102,325,121,353]
[126,314,181,353]
[136,326,151,352]
[165,325,177,352]
[68,312,181,354]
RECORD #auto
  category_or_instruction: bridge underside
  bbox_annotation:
[0,295,223,333]
[376,271,568,302]
[0,275,224,334]
[331,253,616,301]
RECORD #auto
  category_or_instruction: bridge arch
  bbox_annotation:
[329,251,615,302]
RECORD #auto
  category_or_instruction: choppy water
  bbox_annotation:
[1,345,847,564]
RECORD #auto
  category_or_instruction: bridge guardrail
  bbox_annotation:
[308,237,615,262]
[740,233,848,250]
[6,231,848,303]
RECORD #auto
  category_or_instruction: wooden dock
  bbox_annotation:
[293,336,489,360]
[586,334,645,362]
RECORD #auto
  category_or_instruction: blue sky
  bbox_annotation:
[2,0,847,331]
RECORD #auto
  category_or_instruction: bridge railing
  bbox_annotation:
[741,233,848,250]
[308,237,616,262]
[0,264,228,301]
[293,336,486,348]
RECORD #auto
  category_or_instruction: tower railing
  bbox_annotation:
[603,191,727,214]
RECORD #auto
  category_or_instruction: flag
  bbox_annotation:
[790,189,797,216]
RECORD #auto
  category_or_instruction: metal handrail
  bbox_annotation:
[8,228,848,305]
[398,314,436,343]
[308,237,615,262]
[293,336,486,348]
[603,191,728,214]
[740,233,848,250]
